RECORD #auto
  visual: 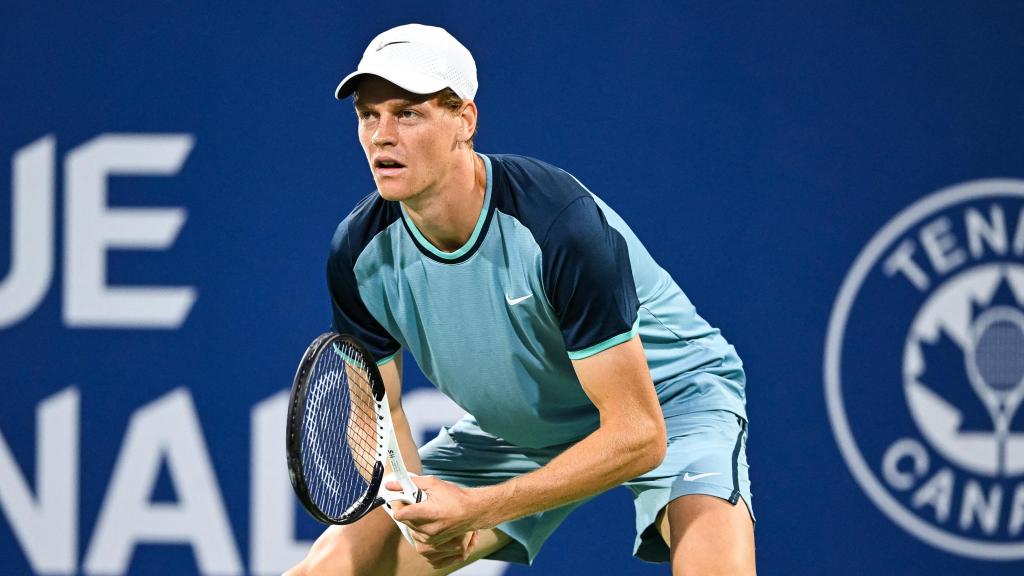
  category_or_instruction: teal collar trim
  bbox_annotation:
[400,153,492,261]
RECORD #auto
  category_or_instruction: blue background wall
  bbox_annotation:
[2,2,1023,574]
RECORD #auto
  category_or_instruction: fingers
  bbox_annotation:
[421,548,463,570]
[404,521,450,546]
[384,473,436,493]
[385,475,472,545]
[385,499,408,514]
[391,494,439,527]
[429,553,465,570]
[382,474,431,515]
[412,530,478,569]
[392,504,429,525]
[395,514,459,545]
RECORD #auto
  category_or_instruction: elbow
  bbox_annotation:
[647,423,669,472]
[631,418,667,476]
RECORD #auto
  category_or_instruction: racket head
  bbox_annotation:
[286,332,388,525]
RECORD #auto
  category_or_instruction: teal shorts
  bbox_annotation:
[418,409,754,564]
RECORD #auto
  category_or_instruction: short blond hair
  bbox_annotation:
[353,84,477,147]
[435,87,477,147]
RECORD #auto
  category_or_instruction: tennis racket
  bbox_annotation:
[286,332,424,544]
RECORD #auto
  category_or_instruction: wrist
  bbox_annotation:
[471,480,517,529]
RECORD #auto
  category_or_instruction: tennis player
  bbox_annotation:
[287,23,755,575]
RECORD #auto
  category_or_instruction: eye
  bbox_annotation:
[398,109,419,120]
[356,110,373,121]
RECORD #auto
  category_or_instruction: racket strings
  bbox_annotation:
[300,340,383,520]
[345,366,382,476]
[338,344,382,479]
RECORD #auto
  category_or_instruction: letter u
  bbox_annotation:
[0,136,54,328]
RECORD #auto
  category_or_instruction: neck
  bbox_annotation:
[403,152,486,252]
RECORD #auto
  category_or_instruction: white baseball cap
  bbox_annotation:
[335,24,478,101]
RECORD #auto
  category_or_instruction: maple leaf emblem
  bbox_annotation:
[917,274,1024,434]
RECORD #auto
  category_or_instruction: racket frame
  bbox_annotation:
[379,384,422,500]
[286,332,389,525]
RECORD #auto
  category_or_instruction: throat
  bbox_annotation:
[403,155,487,254]
[405,201,478,253]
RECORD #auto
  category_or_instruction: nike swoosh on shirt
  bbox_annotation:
[505,293,533,306]
[682,472,721,482]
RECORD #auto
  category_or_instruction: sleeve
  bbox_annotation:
[541,195,640,360]
[326,224,402,365]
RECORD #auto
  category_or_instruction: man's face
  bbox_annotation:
[354,76,462,203]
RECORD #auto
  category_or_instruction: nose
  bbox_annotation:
[371,115,397,148]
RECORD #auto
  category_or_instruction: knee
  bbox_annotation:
[675,533,756,576]
[674,547,754,576]
[282,553,329,576]
[281,559,310,576]
[697,553,755,576]
[286,528,397,576]
[283,532,356,576]
[282,548,355,576]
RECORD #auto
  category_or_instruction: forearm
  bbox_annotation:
[391,406,423,475]
[471,337,666,529]
[378,353,421,475]
[391,339,665,544]
[473,415,665,528]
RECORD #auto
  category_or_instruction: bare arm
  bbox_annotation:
[479,335,665,520]
[378,351,422,475]
[393,336,666,542]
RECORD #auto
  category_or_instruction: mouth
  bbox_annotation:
[373,158,406,177]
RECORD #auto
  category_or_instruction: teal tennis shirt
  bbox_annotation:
[328,154,746,448]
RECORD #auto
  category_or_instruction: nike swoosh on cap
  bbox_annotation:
[376,40,411,51]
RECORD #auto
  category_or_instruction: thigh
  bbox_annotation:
[284,507,511,576]
[659,494,755,576]
[628,409,754,563]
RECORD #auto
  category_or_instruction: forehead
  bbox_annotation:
[353,76,434,107]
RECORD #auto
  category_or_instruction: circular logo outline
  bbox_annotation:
[825,178,1024,561]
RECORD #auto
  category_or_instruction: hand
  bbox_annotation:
[406,528,479,569]
[386,475,491,564]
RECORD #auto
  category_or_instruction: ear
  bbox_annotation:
[457,101,478,144]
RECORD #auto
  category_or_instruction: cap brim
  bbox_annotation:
[334,65,450,100]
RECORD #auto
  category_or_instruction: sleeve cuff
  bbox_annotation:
[566,320,639,360]
[376,350,400,367]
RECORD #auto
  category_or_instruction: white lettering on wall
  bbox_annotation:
[0,383,511,575]
[250,391,312,575]
[0,387,78,574]
[82,388,241,575]
[65,135,197,328]
[0,136,55,328]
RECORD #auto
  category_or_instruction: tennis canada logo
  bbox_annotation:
[825,179,1024,560]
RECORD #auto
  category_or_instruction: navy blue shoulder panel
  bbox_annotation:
[487,154,639,354]
[326,190,402,361]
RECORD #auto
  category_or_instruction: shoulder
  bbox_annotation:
[488,154,590,206]
[486,153,597,243]
[329,190,402,265]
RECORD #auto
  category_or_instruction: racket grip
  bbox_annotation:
[379,473,427,547]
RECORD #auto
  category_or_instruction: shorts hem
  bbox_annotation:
[479,528,532,565]
[632,485,752,564]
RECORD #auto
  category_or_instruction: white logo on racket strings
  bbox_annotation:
[505,293,533,306]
